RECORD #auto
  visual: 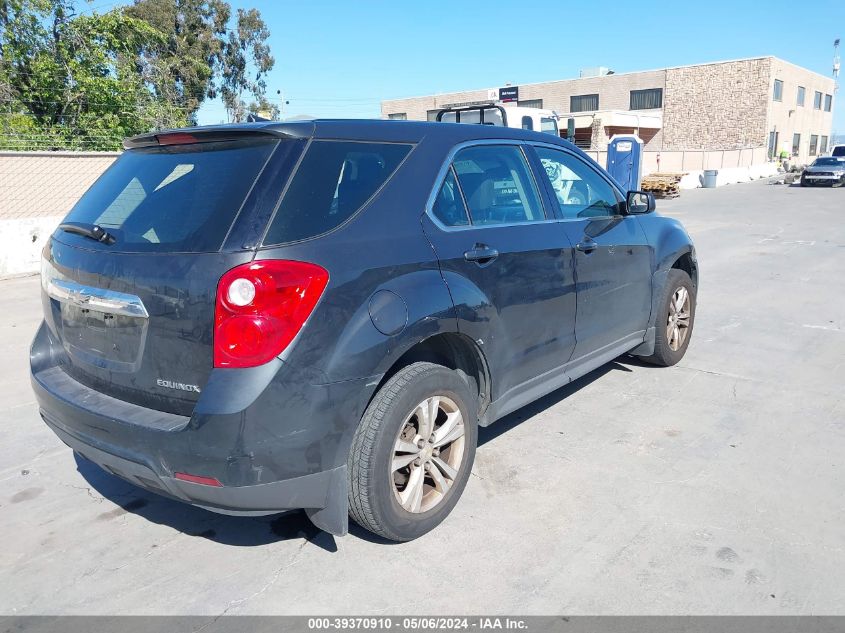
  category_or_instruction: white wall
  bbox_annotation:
[0,151,118,277]
[0,215,63,277]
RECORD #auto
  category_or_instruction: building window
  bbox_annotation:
[797,86,805,106]
[767,131,779,159]
[810,135,819,156]
[518,99,543,109]
[824,94,832,112]
[426,109,440,122]
[814,91,822,109]
[792,133,801,155]
[630,88,663,110]
[570,94,599,112]
[387,113,407,120]
[773,79,783,101]
[821,135,829,154]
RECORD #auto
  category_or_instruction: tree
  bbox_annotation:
[247,94,280,121]
[220,8,273,123]
[125,0,229,122]
[0,0,184,150]
[0,0,277,150]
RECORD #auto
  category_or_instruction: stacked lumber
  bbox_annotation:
[641,173,684,198]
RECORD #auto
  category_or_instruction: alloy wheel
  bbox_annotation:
[666,286,691,351]
[390,395,466,513]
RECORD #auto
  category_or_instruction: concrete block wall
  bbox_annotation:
[0,151,118,277]
[662,58,772,150]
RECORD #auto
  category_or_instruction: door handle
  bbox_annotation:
[464,244,499,265]
[576,239,597,254]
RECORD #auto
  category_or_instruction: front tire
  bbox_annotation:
[639,269,696,367]
[348,362,477,542]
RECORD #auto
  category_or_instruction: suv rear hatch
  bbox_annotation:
[40,129,306,415]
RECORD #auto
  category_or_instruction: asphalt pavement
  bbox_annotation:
[1,178,843,615]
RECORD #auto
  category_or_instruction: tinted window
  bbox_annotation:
[263,141,410,245]
[63,139,277,252]
[535,147,620,219]
[630,88,663,110]
[521,116,534,130]
[833,146,845,157]
[571,94,599,112]
[432,168,469,227]
[452,145,544,225]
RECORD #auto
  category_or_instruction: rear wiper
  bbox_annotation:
[59,222,116,245]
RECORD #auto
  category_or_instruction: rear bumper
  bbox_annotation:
[30,322,372,535]
[40,406,343,518]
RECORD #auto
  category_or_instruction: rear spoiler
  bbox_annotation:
[123,124,313,150]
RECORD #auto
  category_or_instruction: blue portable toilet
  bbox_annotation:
[606,134,644,192]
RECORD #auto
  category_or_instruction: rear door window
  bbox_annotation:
[431,168,470,227]
[263,141,411,245]
[62,138,278,252]
[451,145,545,225]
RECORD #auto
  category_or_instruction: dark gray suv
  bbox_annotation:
[31,120,698,542]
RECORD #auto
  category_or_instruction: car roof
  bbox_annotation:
[126,119,583,155]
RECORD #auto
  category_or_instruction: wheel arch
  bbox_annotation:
[670,250,698,289]
[369,332,491,423]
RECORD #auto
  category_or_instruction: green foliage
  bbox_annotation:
[125,0,229,120]
[0,0,275,150]
[220,8,273,123]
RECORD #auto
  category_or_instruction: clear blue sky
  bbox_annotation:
[186,0,844,134]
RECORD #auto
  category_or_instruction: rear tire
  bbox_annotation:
[348,362,477,542]
[639,269,696,367]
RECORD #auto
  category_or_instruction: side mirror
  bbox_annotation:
[626,190,655,214]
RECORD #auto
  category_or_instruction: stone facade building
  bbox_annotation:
[381,56,836,166]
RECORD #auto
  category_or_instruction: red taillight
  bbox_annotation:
[214,260,329,368]
[174,472,223,487]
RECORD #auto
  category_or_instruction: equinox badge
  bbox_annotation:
[156,379,201,393]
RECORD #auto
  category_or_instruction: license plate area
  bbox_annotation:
[48,279,150,373]
[61,304,147,369]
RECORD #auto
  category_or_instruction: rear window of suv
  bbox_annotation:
[832,146,845,157]
[61,138,277,252]
[262,140,411,245]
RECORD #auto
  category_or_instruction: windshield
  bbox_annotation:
[813,157,843,166]
[61,138,278,252]
[541,117,558,134]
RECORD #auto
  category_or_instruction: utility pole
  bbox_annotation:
[834,38,840,93]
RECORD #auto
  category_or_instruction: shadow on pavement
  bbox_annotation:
[74,356,640,549]
[478,358,634,447]
[74,453,338,552]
